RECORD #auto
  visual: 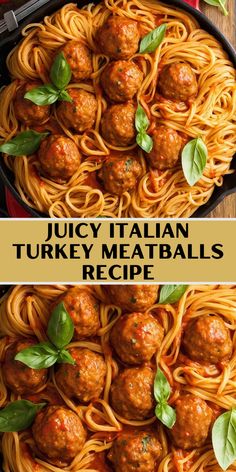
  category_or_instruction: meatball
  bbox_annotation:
[183,314,232,364]
[59,287,100,339]
[148,126,182,170]
[38,134,81,182]
[158,62,198,102]
[14,81,50,126]
[2,339,47,395]
[55,348,106,403]
[97,16,140,59]
[106,285,158,312]
[59,40,92,81]
[101,60,143,102]
[111,366,155,420]
[170,394,212,449]
[98,155,142,195]
[110,312,164,365]
[108,431,162,472]
[57,89,97,133]
[101,102,136,147]
[32,405,86,463]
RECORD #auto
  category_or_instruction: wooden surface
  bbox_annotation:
[0,0,235,217]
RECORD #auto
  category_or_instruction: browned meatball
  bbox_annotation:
[106,285,158,312]
[32,405,86,463]
[170,394,212,449]
[59,287,100,339]
[158,62,198,102]
[97,17,140,59]
[15,82,50,125]
[101,60,143,102]
[108,431,162,472]
[60,40,92,81]
[98,155,142,195]
[2,339,47,395]
[55,348,106,403]
[38,134,81,182]
[57,89,97,133]
[148,126,182,170]
[110,312,164,365]
[101,102,136,147]
[111,366,155,420]
[183,314,232,364]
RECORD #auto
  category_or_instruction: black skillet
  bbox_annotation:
[0,0,235,218]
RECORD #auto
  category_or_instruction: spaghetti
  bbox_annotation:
[0,0,235,217]
[0,284,236,471]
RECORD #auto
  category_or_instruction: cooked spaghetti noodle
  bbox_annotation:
[0,0,235,217]
[0,284,236,471]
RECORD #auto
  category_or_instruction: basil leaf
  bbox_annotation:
[15,342,58,369]
[24,84,60,106]
[159,285,188,304]
[154,368,171,403]
[50,52,72,90]
[212,409,236,470]
[57,348,76,365]
[58,89,72,102]
[155,403,176,429]
[0,400,46,432]
[47,302,74,349]
[0,130,48,156]
[136,132,153,153]
[139,24,167,54]
[203,0,228,16]
[135,103,150,133]
[181,137,208,187]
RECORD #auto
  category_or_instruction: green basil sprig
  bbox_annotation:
[159,285,188,304]
[0,130,48,156]
[15,302,75,369]
[135,103,153,153]
[25,53,72,106]
[139,24,167,54]
[154,368,176,428]
[203,0,228,16]
[0,400,46,432]
[47,301,74,349]
[212,409,236,470]
[181,137,208,187]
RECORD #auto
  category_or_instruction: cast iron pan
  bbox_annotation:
[0,0,235,218]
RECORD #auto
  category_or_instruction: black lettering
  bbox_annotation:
[129,224,142,238]
[26,244,40,259]
[131,245,144,259]
[200,244,211,259]
[45,223,53,242]
[41,245,53,259]
[212,244,224,259]
[12,244,25,259]
[102,244,117,259]
[90,223,101,238]
[144,265,154,280]
[82,244,93,259]
[70,245,81,259]
[82,265,95,280]
[173,244,186,259]
[55,244,68,259]
[159,245,172,258]
[162,223,174,238]
[176,223,189,238]
[75,223,88,239]
[109,265,122,280]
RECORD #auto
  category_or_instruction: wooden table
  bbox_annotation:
[0,0,235,217]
